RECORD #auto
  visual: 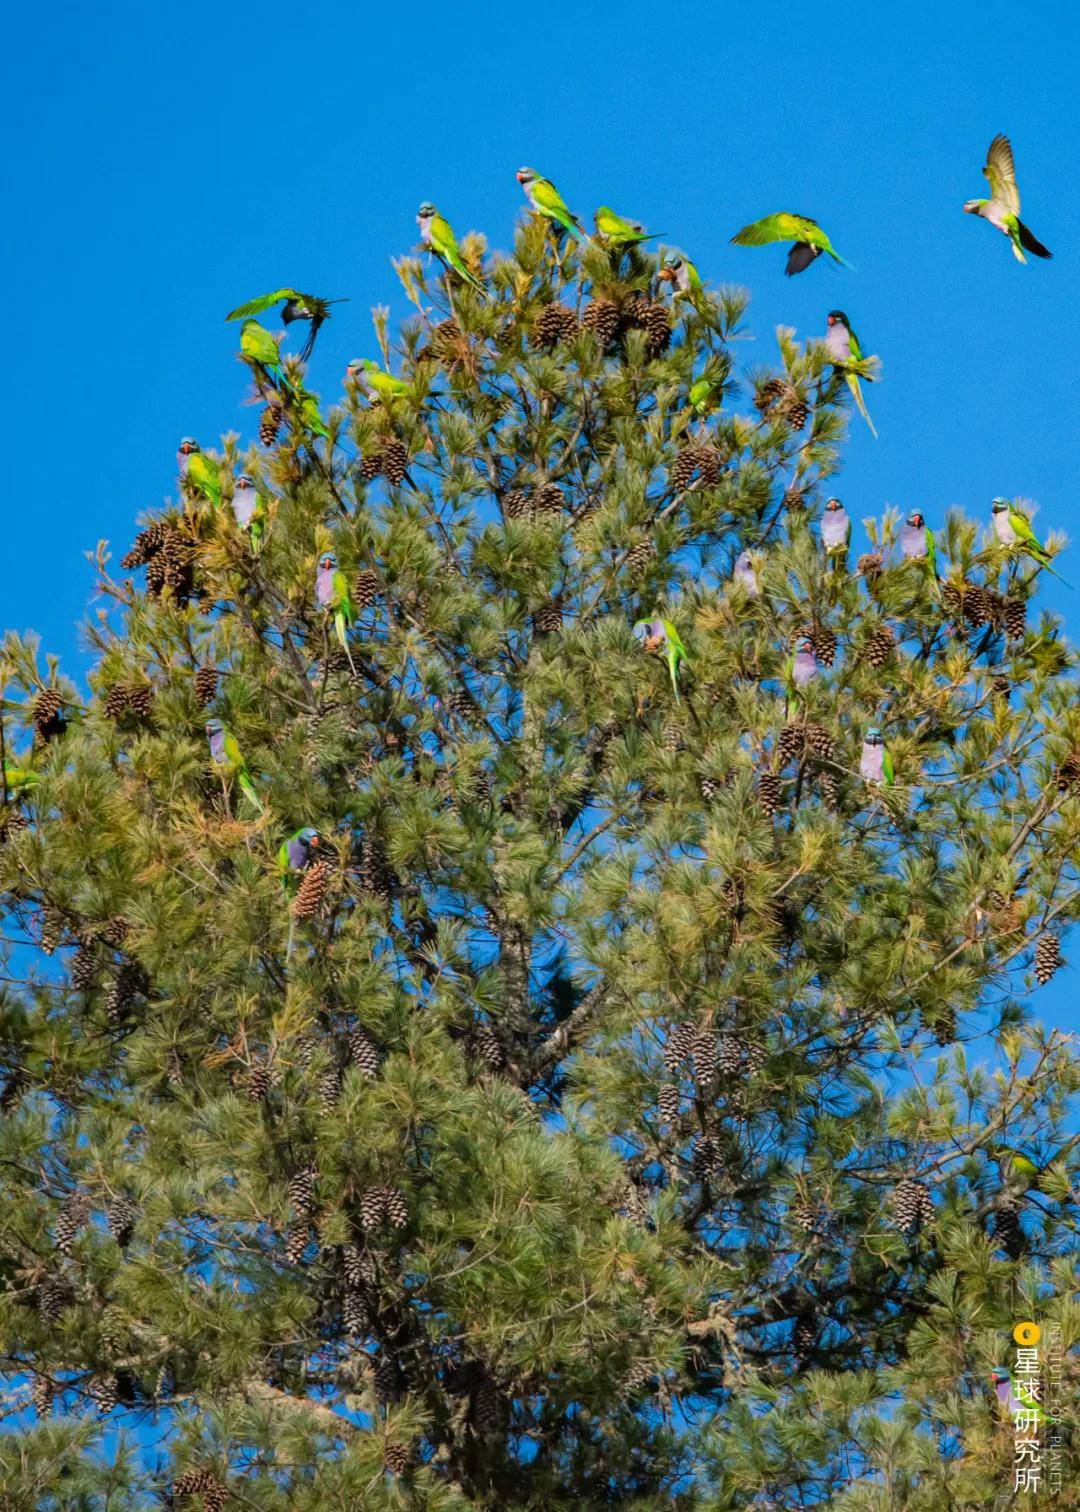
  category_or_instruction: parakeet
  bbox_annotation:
[860,727,894,786]
[996,1146,1041,1187]
[824,310,878,437]
[993,1368,1045,1423]
[689,375,723,414]
[178,439,221,508]
[964,134,1052,264]
[733,550,760,597]
[416,203,486,294]
[225,289,347,362]
[231,474,266,550]
[298,392,329,440]
[900,511,936,573]
[206,718,263,813]
[239,319,294,396]
[516,168,585,242]
[346,359,412,404]
[731,212,852,276]
[277,826,321,887]
[658,252,704,298]
[3,762,38,794]
[317,551,356,672]
[634,616,688,701]
[991,499,1070,585]
[820,496,851,554]
[594,206,665,246]
[785,637,818,715]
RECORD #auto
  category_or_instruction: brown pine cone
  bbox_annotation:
[1034,932,1063,986]
[381,438,409,486]
[501,487,532,520]
[292,859,331,921]
[121,521,170,569]
[805,725,835,760]
[532,481,564,516]
[670,446,700,491]
[626,298,672,357]
[858,551,885,583]
[359,451,383,482]
[32,689,66,740]
[657,1083,680,1124]
[776,724,806,766]
[624,539,654,577]
[1003,597,1027,639]
[754,377,787,414]
[581,297,622,348]
[384,1441,413,1475]
[809,625,838,667]
[259,404,283,446]
[533,599,563,636]
[193,666,219,707]
[783,396,810,429]
[353,568,381,608]
[962,583,992,627]
[864,624,895,668]
[1056,752,1080,792]
[531,302,579,349]
[757,771,782,817]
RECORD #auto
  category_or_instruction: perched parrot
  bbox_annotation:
[178,439,221,508]
[231,474,266,551]
[317,551,356,673]
[658,252,704,299]
[225,289,347,361]
[516,168,585,242]
[963,134,1052,265]
[860,727,894,786]
[206,718,263,813]
[346,359,412,405]
[824,310,878,437]
[993,1368,1045,1424]
[785,637,818,715]
[689,375,724,415]
[634,617,688,701]
[593,206,665,246]
[416,203,486,294]
[298,392,329,440]
[277,826,321,888]
[731,212,852,276]
[900,511,936,573]
[3,762,38,794]
[996,1146,1041,1188]
[992,499,1070,585]
[820,496,851,554]
[239,319,294,395]
[733,550,760,597]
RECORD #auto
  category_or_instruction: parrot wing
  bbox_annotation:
[533,177,574,219]
[882,749,895,785]
[226,289,299,321]
[1008,510,1044,551]
[731,212,819,247]
[222,733,245,772]
[332,570,354,619]
[984,134,1021,213]
[661,620,687,658]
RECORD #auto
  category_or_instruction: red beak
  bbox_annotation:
[516,170,526,182]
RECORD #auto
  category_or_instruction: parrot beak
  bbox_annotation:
[516,170,526,183]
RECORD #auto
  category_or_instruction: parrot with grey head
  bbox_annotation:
[231,474,266,551]
[860,727,894,786]
[820,496,851,555]
[634,616,687,701]
[516,168,585,241]
[731,212,852,276]
[594,206,665,247]
[206,718,263,813]
[824,311,878,437]
[238,319,300,402]
[177,438,221,508]
[900,511,936,574]
[226,289,347,362]
[417,203,486,294]
[317,551,357,673]
[995,1145,1041,1189]
[991,498,1070,586]
[277,824,321,956]
[733,550,760,597]
[658,252,704,299]
[346,358,413,405]
[963,134,1051,264]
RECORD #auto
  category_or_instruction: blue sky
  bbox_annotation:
[1,0,1077,1027]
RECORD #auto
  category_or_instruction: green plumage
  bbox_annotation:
[186,453,221,508]
[594,206,664,246]
[731,212,851,275]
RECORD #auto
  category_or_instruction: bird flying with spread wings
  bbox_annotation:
[963,134,1051,264]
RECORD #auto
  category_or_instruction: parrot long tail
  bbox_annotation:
[286,913,295,961]
[668,655,681,703]
[846,374,878,438]
[335,612,358,673]
[239,772,264,814]
[1037,557,1073,589]
[450,257,487,296]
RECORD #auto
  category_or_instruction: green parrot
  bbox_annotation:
[516,167,585,242]
[963,134,1052,265]
[658,252,704,300]
[177,438,221,508]
[231,475,267,551]
[996,1146,1041,1189]
[278,825,322,957]
[205,718,263,814]
[593,206,665,247]
[225,289,347,361]
[346,359,412,405]
[298,391,329,439]
[634,616,687,701]
[3,762,38,795]
[239,319,296,396]
[992,499,1070,586]
[689,375,723,415]
[317,551,356,673]
[824,310,878,438]
[417,203,486,294]
[731,212,852,276]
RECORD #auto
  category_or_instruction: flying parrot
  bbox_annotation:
[593,206,665,246]
[731,212,852,276]
[992,499,1070,586]
[824,310,878,437]
[689,375,723,415]
[785,637,818,716]
[3,762,38,795]
[177,438,221,508]
[231,474,266,551]
[316,551,356,673]
[634,616,688,701]
[516,168,585,242]
[658,252,704,299]
[733,550,760,598]
[225,289,347,362]
[992,1368,1045,1424]
[820,496,851,554]
[900,511,936,574]
[963,134,1052,264]
[346,359,412,405]
[416,203,486,294]
[239,319,295,397]
[205,718,263,813]
[860,726,894,786]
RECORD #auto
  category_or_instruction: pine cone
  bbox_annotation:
[374,1352,402,1404]
[661,717,682,753]
[102,685,132,721]
[857,551,885,583]
[89,1374,119,1414]
[783,396,810,429]
[994,1194,1025,1259]
[288,1162,318,1221]
[243,1062,272,1101]
[803,725,834,761]
[662,1022,694,1074]
[284,1222,309,1266]
[473,1374,501,1433]
[781,483,805,511]
[259,404,283,446]
[531,302,579,349]
[891,1177,934,1235]
[582,297,622,348]
[991,673,1010,700]
[657,1083,680,1124]
[319,1064,342,1110]
[790,1198,817,1233]
[865,624,895,668]
[670,445,702,492]
[624,539,655,578]
[381,438,409,486]
[1034,932,1062,986]
[342,1241,375,1289]
[627,298,672,357]
[174,1468,227,1510]
[30,1375,54,1416]
[691,1027,716,1085]
[106,1194,139,1247]
[353,568,381,609]
[347,1025,381,1078]
[699,775,724,802]
[962,583,992,628]
[40,907,64,955]
[744,1039,767,1076]
[292,859,331,921]
[32,688,66,741]
[55,1190,91,1256]
[692,1135,718,1179]
[793,1314,817,1362]
[754,377,787,414]
[384,1185,408,1229]
[105,962,148,1025]
[1004,597,1027,639]
[718,1032,745,1077]
[359,834,395,902]
[359,451,383,482]
[121,521,170,569]
[757,771,782,817]
[37,1275,71,1321]
[776,724,806,766]
[501,487,532,520]
[1056,752,1080,792]
[70,942,99,991]
[809,625,837,667]
[360,1185,388,1231]
[384,1440,412,1475]
[533,599,564,636]
[194,666,219,707]
[99,916,129,948]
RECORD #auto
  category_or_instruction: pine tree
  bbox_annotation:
[1,198,1079,1509]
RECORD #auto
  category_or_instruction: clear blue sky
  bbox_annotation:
[2,0,1077,1027]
